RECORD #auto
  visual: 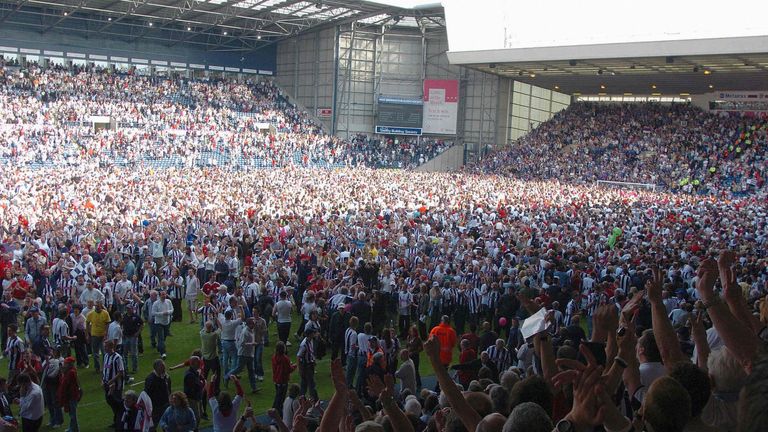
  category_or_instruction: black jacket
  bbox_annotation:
[143,372,171,411]
[183,367,205,401]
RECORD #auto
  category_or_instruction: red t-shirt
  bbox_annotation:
[457,348,477,384]
[202,281,220,296]
[460,332,480,352]
[10,280,31,300]
[272,354,295,384]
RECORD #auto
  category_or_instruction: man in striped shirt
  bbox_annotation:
[618,271,631,293]
[197,295,220,329]
[166,269,184,323]
[4,324,24,381]
[466,286,482,327]
[485,339,512,375]
[140,269,160,292]
[297,327,318,400]
[102,340,125,428]
[344,316,359,386]
[167,244,184,270]
[58,273,77,301]
[564,291,580,328]
[454,285,469,335]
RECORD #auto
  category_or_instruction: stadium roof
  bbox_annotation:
[0,0,445,51]
[469,54,768,95]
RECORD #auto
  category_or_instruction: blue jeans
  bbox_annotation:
[221,340,237,378]
[253,344,265,377]
[124,336,139,372]
[299,361,318,400]
[43,380,63,425]
[150,320,158,346]
[228,355,256,390]
[90,336,104,369]
[355,354,367,394]
[345,352,358,388]
[66,399,79,432]
[153,323,168,354]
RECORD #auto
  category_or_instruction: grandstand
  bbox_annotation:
[0,1,767,432]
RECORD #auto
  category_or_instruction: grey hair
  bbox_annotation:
[123,390,138,402]
[500,370,520,392]
[502,402,553,432]
[707,347,747,392]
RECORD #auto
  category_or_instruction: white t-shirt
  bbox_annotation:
[107,321,123,346]
[301,302,316,320]
[398,291,412,315]
[209,394,242,432]
[186,277,200,300]
[636,362,668,403]
[275,300,293,323]
[282,396,298,428]
[220,319,242,341]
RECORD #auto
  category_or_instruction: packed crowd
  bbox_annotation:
[0,61,450,169]
[2,48,768,432]
[346,135,452,169]
[475,103,768,197]
[0,163,766,432]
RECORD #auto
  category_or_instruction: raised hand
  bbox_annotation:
[298,395,313,415]
[621,289,645,321]
[593,304,619,334]
[330,358,347,393]
[616,315,637,360]
[339,415,355,432]
[423,335,440,361]
[553,344,605,428]
[366,375,386,399]
[292,414,308,432]
[718,251,740,301]
[434,408,449,432]
[696,259,719,303]
[382,374,396,399]
[646,267,664,304]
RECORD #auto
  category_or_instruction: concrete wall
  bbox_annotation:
[504,81,570,142]
[415,143,465,172]
[276,25,503,148]
[275,28,336,130]
[335,26,377,137]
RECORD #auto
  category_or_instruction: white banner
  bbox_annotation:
[422,80,459,135]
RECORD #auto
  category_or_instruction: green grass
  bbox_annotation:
[5,306,436,431]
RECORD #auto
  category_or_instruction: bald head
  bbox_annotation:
[477,413,507,432]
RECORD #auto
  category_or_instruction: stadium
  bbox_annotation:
[0,0,766,431]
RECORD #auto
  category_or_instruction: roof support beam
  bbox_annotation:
[41,0,89,34]
[97,0,153,33]
[130,0,198,43]
[0,0,30,25]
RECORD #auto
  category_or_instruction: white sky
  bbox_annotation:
[363,0,442,9]
[444,0,768,52]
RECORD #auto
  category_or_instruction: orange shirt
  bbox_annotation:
[430,323,457,365]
